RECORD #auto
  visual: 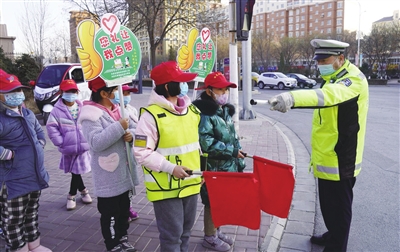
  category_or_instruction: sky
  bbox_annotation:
[1,0,400,54]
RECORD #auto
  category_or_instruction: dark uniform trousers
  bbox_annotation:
[318,177,356,252]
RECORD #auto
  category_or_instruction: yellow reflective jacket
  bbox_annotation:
[141,104,202,201]
[290,60,369,181]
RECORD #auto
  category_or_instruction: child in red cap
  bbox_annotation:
[46,79,92,211]
[134,61,201,252]
[110,84,140,222]
[192,72,246,251]
[0,69,51,252]
[79,77,137,252]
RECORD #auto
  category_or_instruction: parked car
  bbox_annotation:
[29,63,91,125]
[286,73,317,88]
[257,72,297,90]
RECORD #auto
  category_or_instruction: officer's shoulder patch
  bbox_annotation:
[337,78,352,87]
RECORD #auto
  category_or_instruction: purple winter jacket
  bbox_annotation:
[46,99,91,174]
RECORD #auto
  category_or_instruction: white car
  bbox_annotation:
[257,72,297,90]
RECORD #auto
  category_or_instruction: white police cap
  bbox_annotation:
[310,39,349,60]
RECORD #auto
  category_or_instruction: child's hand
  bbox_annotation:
[172,165,190,179]
[119,118,129,130]
[238,150,246,159]
[123,132,133,142]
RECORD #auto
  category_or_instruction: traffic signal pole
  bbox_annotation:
[229,0,240,133]
[240,30,256,120]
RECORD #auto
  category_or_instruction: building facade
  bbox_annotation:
[0,24,16,60]
[252,0,344,39]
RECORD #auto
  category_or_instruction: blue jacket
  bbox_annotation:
[0,103,49,199]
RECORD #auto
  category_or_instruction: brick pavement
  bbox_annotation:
[0,87,314,252]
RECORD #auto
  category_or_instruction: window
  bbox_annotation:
[310,6,313,11]
[321,5,324,10]
[281,11,284,17]
[295,31,299,37]
[315,18,318,23]
[301,8,305,13]
[289,32,293,37]
[337,19,342,25]
[296,16,299,22]
[301,31,305,36]
[289,17,293,23]
[327,20,331,25]
[327,11,331,17]
[337,27,343,34]
[296,24,299,30]
[310,23,313,27]
[321,21,324,26]
[328,3,332,8]
[337,10,343,17]
[301,23,305,28]
[281,18,284,23]
[327,28,331,33]
[337,1,343,8]
[301,16,305,20]
[296,9,300,15]
[289,25,293,31]
[289,10,293,16]
[281,26,284,31]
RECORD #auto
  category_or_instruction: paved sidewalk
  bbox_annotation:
[0,87,317,252]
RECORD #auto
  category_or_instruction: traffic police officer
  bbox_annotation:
[268,39,369,252]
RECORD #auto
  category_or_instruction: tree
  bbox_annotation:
[68,0,199,68]
[251,31,274,72]
[362,25,396,77]
[0,47,15,73]
[272,37,300,73]
[13,54,41,85]
[19,0,52,70]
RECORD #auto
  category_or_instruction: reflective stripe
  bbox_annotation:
[315,89,324,106]
[144,173,201,182]
[316,163,362,175]
[157,142,200,156]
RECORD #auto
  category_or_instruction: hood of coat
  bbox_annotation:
[192,91,235,116]
[147,89,191,114]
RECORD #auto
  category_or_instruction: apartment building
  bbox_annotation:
[252,0,344,39]
[0,24,16,60]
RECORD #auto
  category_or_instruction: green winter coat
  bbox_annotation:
[192,92,246,206]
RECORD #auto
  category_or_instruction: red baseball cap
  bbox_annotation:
[196,72,237,90]
[122,84,138,93]
[151,61,198,85]
[60,79,79,91]
[88,76,107,92]
[0,71,29,93]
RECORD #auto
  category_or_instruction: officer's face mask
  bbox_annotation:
[318,57,339,76]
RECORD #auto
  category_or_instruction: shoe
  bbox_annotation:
[0,228,4,240]
[128,207,139,222]
[108,244,123,252]
[80,188,92,204]
[310,232,330,246]
[67,195,76,210]
[202,234,231,251]
[119,236,137,252]
[217,228,234,246]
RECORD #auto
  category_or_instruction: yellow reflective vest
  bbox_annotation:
[140,104,202,201]
[290,60,369,181]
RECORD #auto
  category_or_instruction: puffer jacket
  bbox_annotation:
[0,102,49,199]
[192,92,245,172]
[46,99,91,175]
[78,101,138,197]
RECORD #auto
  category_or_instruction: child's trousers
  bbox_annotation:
[0,184,41,250]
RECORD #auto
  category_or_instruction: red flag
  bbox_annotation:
[203,171,261,230]
[253,156,295,218]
